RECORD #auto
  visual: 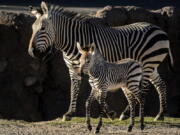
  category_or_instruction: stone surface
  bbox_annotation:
[24,76,38,87]
[0,58,8,72]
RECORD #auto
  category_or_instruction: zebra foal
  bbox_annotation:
[76,42,144,133]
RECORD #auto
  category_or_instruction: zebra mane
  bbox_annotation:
[47,3,106,25]
[48,4,91,22]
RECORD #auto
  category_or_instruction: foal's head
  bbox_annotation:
[76,42,95,74]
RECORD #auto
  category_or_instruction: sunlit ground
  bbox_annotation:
[47,117,180,126]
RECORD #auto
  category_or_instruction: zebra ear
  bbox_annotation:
[89,43,96,54]
[77,42,85,54]
[29,6,42,19]
[41,1,48,14]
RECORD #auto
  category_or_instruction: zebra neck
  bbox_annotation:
[92,49,106,63]
[88,51,106,77]
[51,13,92,60]
[88,61,106,79]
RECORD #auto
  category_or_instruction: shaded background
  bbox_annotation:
[0,0,180,9]
[0,1,180,121]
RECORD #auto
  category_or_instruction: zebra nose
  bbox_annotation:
[28,47,35,58]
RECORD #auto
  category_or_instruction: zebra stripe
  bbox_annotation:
[28,2,173,121]
[77,44,144,132]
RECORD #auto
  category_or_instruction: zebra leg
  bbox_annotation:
[119,76,151,121]
[123,90,135,132]
[63,73,82,121]
[119,100,139,121]
[150,69,167,121]
[104,103,116,121]
[119,105,130,121]
[86,89,96,131]
[127,95,135,132]
[96,110,103,134]
[90,87,116,120]
[130,86,145,131]
[96,91,107,134]
[139,96,145,130]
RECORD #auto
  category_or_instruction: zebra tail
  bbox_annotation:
[168,46,175,73]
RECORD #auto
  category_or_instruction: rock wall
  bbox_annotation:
[0,6,179,121]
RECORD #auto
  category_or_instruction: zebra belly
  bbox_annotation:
[107,83,125,92]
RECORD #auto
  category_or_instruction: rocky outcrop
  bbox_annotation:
[0,11,42,121]
[0,6,179,121]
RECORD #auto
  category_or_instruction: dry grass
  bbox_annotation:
[45,117,180,125]
[0,117,179,135]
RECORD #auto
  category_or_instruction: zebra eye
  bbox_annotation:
[41,26,45,30]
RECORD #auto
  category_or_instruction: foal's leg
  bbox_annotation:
[104,103,116,120]
[139,98,145,130]
[86,89,96,131]
[119,102,135,121]
[123,90,136,132]
[132,87,145,131]
[96,90,107,134]
[135,92,145,130]
[128,96,136,132]
[119,83,151,121]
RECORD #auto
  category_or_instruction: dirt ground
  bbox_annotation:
[0,118,180,135]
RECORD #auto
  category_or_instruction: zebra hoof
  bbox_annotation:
[87,125,92,131]
[119,113,129,121]
[95,130,100,134]
[127,125,133,132]
[62,115,72,121]
[140,124,145,130]
[154,114,164,121]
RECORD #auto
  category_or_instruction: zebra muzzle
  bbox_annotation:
[28,47,35,58]
[41,47,54,63]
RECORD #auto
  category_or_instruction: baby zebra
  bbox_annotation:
[76,42,145,133]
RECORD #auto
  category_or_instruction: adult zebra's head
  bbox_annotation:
[28,1,55,62]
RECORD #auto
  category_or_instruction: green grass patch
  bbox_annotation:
[0,119,28,125]
[144,117,180,125]
[1,117,179,127]
[46,117,180,126]
[0,119,14,125]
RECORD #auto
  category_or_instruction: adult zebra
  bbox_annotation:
[28,2,173,121]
